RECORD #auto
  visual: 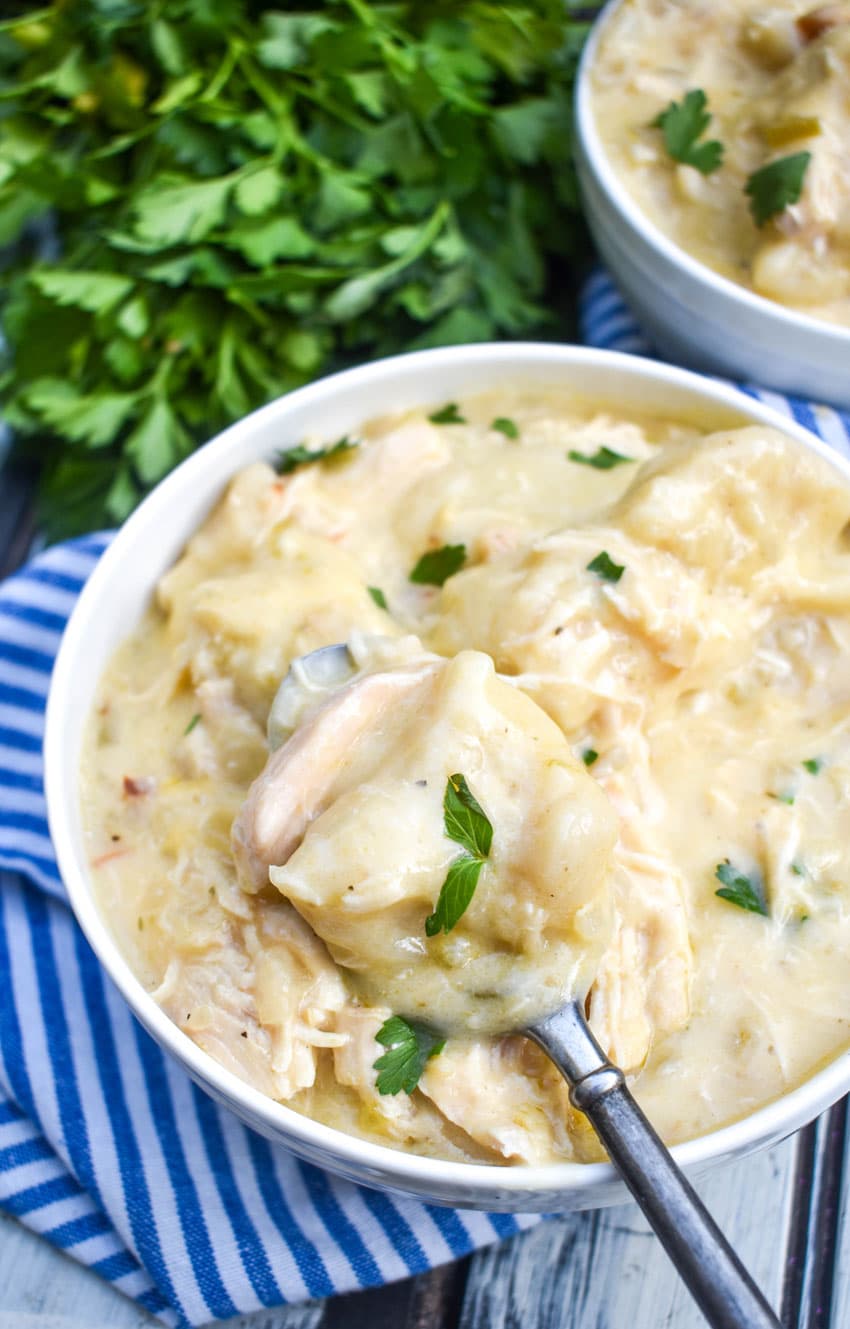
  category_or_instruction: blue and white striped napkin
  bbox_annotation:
[1,271,849,1327]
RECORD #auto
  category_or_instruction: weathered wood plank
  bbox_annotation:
[457,1138,797,1329]
[781,1122,817,1327]
[804,1100,849,1329]
[318,1259,469,1329]
[0,1210,153,1329]
[0,1209,329,1329]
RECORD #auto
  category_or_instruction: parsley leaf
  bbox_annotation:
[653,90,724,175]
[426,773,493,936]
[587,551,625,583]
[442,772,493,859]
[568,446,634,470]
[276,437,358,475]
[582,747,599,767]
[183,713,201,736]
[746,152,811,227]
[802,757,822,775]
[715,860,768,916]
[491,416,519,439]
[368,586,388,610]
[429,403,467,426]
[410,544,467,587]
[425,856,485,937]
[373,1015,445,1095]
[0,2,591,537]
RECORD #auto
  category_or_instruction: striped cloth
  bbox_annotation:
[1,271,849,1326]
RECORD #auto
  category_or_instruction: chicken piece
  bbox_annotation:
[332,1005,419,1134]
[177,678,267,786]
[233,657,439,891]
[283,416,451,558]
[419,1037,585,1164]
[431,521,749,736]
[247,903,348,1096]
[153,945,290,1101]
[587,755,693,1073]
[238,649,617,1034]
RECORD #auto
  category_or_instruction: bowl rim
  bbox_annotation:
[45,341,850,1203]
[575,0,850,346]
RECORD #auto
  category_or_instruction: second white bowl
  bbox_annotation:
[575,0,850,409]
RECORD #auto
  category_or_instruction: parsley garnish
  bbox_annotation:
[491,416,519,439]
[368,586,388,610]
[426,857,485,938]
[587,551,625,584]
[409,544,466,587]
[429,403,466,426]
[802,757,822,775]
[184,713,201,736]
[568,446,634,470]
[276,436,358,475]
[746,152,811,227]
[426,774,493,936]
[373,1015,445,1095]
[582,748,599,767]
[653,90,724,175]
[0,4,592,538]
[715,860,768,916]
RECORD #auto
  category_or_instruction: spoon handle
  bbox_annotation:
[527,1003,782,1329]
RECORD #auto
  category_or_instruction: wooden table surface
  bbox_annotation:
[1,464,848,1329]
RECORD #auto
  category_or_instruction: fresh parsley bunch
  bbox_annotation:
[0,1,591,536]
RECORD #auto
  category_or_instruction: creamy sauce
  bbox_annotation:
[81,394,850,1165]
[591,0,850,324]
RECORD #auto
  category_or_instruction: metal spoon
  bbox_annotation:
[525,1001,780,1329]
[269,645,782,1329]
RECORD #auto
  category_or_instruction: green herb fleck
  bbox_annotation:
[429,403,466,426]
[491,416,519,439]
[587,551,625,584]
[373,1015,445,1095]
[582,748,599,767]
[715,860,768,916]
[426,773,493,936]
[746,152,811,227]
[425,856,485,938]
[568,446,633,470]
[653,90,724,175]
[791,862,805,878]
[276,436,358,475]
[802,757,822,775]
[771,790,795,806]
[184,713,201,736]
[410,543,466,587]
[368,586,388,610]
[442,772,493,859]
